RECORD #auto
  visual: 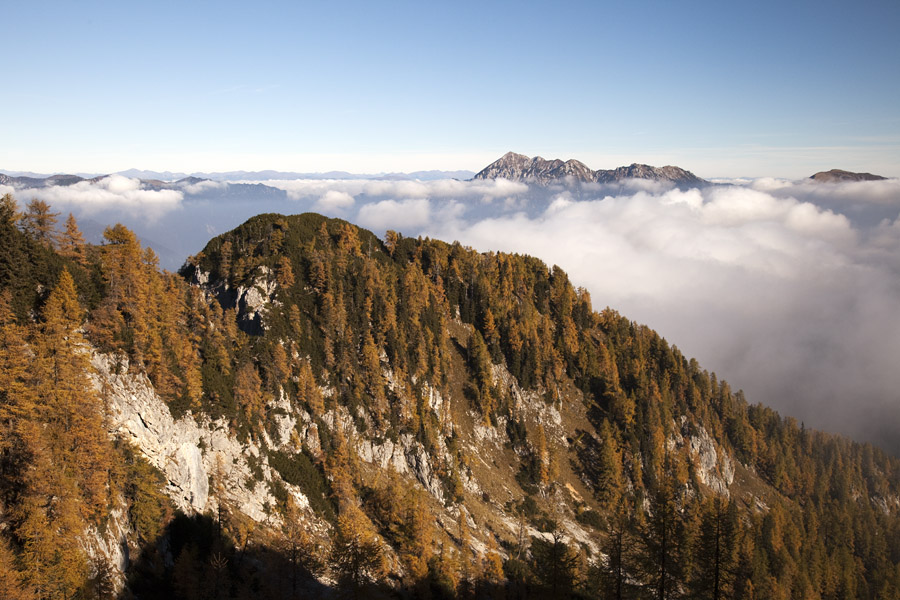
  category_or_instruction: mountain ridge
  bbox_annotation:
[473,151,708,186]
[1,197,900,599]
[810,168,887,183]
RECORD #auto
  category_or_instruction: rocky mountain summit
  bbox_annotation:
[810,168,887,182]
[473,151,707,187]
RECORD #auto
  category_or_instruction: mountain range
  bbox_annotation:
[810,168,888,183]
[0,168,478,185]
[473,152,708,187]
[3,159,890,193]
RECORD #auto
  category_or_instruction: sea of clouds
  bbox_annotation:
[3,174,899,454]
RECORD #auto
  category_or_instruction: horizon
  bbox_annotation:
[2,154,897,182]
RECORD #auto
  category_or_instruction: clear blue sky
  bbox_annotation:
[4,0,899,178]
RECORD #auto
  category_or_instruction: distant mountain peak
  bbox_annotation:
[810,169,886,183]
[473,152,706,186]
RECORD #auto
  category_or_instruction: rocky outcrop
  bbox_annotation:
[670,416,735,497]
[234,265,279,333]
[93,352,291,521]
[82,504,131,595]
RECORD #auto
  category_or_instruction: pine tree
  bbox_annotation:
[0,192,20,224]
[384,230,400,257]
[281,495,322,597]
[597,515,637,600]
[38,269,113,519]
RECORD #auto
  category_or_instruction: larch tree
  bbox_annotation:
[20,199,59,248]
[58,213,87,264]
[596,419,625,510]
[329,503,386,592]
[535,423,551,490]
[0,534,34,600]
[689,497,740,600]
[233,361,266,428]
[530,530,580,597]
[37,269,113,520]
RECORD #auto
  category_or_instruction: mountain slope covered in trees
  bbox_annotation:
[1,193,900,599]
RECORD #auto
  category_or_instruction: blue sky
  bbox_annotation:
[4,0,899,177]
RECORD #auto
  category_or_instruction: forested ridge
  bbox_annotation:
[1,193,899,599]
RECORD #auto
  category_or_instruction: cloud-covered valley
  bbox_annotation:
[7,174,900,454]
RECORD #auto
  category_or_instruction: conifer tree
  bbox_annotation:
[641,474,682,600]
[58,213,87,264]
[20,199,59,247]
[281,495,323,597]
[0,192,20,224]
[38,269,113,519]
[329,504,386,593]
[689,497,739,600]
[597,419,625,510]
[234,361,266,427]
[0,534,34,600]
[531,530,580,596]
[535,423,551,490]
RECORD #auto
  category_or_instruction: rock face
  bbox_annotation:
[93,352,287,521]
[669,416,735,497]
[810,169,887,182]
[472,151,706,187]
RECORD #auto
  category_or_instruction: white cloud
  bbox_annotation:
[15,176,183,221]
[315,190,355,212]
[251,177,528,204]
[420,181,900,453]
[356,199,432,232]
[182,180,228,194]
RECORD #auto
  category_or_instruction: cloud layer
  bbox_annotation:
[417,182,900,453]
[9,175,184,221]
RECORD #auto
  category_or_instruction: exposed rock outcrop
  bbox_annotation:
[93,352,290,521]
[669,416,735,497]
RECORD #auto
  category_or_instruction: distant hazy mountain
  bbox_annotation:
[116,168,191,181]
[810,169,887,183]
[0,173,108,188]
[2,169,477,186]
[116,169,476,182]
[473,151,707,187]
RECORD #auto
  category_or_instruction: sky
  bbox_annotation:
[3,0,900,178]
